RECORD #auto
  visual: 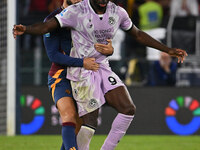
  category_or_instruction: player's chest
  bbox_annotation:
[80,13,119,35]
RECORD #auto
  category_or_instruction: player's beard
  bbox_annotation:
[66,0,73,5]
[92,0,109,12]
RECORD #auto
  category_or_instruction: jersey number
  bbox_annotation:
[108,76,117,85]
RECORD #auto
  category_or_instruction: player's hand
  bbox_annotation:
[168,48,188,63]
[13,24,26,39]
[94,39,114,56]
[83,58,99,71]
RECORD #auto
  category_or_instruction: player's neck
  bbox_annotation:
[89,0,106,14]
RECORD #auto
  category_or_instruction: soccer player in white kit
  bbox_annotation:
[13,0,187,149]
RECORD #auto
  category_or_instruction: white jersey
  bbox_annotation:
[55,0,133,81]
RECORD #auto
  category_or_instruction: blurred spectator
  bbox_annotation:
[126,0,139,19]
[28,0,49,21]
[137,0,163,30]
[29,0,48,12]
[168,0,198,56]
[117,0,126,8]
[124,0,164,86]
[156,0,171,16]
[20,0,49,24]
[125,0,163,59]
[110,0,126,8]
[48,0,63,13]
[147,52,177,86]
[127,0,145,22]
[20,0,49,51]
[19,0,51,85]
[170,0,199,17]
[156,0,171,27]
[124,0,145,60]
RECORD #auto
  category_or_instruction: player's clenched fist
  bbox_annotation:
[13,24,26,39]
[83,58,99,71]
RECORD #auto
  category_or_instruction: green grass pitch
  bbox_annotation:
[0,135,200,150]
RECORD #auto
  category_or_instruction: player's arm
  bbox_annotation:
[13,17,59,38]
[94,39,114,56]
[43,34,99,71]
[127,25,188,63]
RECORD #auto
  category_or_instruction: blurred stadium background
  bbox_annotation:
[1,0,200,149]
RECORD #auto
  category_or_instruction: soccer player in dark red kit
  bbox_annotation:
[13,0,187,149]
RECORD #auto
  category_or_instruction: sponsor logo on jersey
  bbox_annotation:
[45,33,50,37]
[60,9,67,16]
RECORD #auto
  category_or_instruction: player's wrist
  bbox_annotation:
[83,58,87,68]
[23,25,27,33]
[76,58,84,67]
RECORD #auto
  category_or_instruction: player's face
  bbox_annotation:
[67,0,81,5]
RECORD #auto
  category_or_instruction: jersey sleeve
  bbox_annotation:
[55,5,77,28]
[43,33,83,67]
[119,7,133,31]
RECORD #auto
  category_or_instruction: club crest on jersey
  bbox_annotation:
[88,99,97,108]
[108,17,115,25]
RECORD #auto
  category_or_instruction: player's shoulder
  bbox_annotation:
[44,7,62,22]
[107,1,126,15]
[65,1,86,13]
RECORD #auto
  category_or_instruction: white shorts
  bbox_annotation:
[70,65,125,117]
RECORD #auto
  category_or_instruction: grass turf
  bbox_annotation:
[0,135,200,150]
